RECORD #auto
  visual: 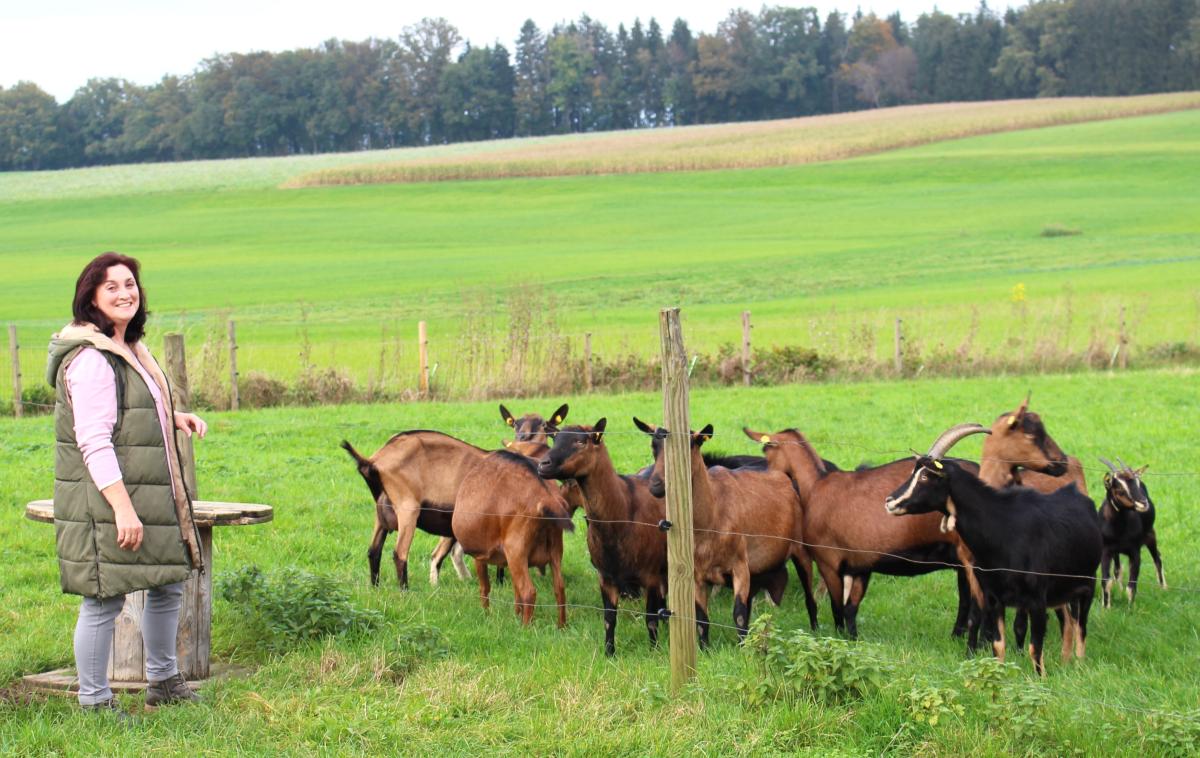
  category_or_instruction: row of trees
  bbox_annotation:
[2,0,1198,171]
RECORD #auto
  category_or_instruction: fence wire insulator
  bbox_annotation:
[657,519,673,532]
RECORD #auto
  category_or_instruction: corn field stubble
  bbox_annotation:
[1,371,1198,754]
[3,100,1200,404]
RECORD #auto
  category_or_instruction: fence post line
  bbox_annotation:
[1118,305,1128,371]
[584,332,593,393]
[741,310,752,387]
[418,321,429,398]
[227,320,239,411]
[161,333,210,679]
[8,324,22,418]
[659,307,698,693]
[894,318,904,375]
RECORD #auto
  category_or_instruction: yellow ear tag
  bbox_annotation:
[760,435,771,444]
[553,415,562,423]
[1006,416,1017,427]
[506,417,514,426]
[933,460,944,470]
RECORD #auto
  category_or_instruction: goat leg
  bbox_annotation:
[600,582,619,657]
[1146,534,1166,588]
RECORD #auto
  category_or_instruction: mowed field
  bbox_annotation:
[2,95,1200,402]
[2,371,1198,754]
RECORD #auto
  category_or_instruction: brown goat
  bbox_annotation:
[454,450,574,626]
[641,420,818,646]
[427,403,571,584]
[977,397,1084,650]
[979,395,1081,494]
[742,426,984,641]
[342,431,489,588]
[537,420,669,656]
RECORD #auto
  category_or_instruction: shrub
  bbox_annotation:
[738,614,892,705]
[218,565,382,657]
[238,371,288,408]
[290,368,359,406]
[20,383,55,415]
[1041,223,1082,237]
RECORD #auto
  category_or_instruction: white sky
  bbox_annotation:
[2,0,1007,103]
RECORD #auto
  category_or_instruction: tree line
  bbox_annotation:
[2,0,1198,171]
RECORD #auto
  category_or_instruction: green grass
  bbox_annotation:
[3,106,1200,403]
[2,370,1198,754]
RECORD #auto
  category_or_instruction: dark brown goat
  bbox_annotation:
[537,420,669,656]
[742,426,984,640]
[640,420,819,646]
[342,431,489,588]
[454,450,574,626]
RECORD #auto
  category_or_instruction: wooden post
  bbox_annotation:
[1118,305,1128,370]
[584,332,593,392]
[162,333,210,680]
[741,310,752,387]
[228,320,239,411]
[659,307,697,692]
[894,318,904,375]
[8,324,22,418]
[418,321,429,397]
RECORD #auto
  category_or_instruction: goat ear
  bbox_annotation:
[633,417,654,435]
[593,417,607,443]
[500,404,515,426]
[550,403,569,425]
[696,424,714,444]
[743,426,770,444]
[502,439,513,448]
[1135,464,1149,476]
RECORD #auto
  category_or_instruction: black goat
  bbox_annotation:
[885,424,1101,676]
[1099,457,1166,608]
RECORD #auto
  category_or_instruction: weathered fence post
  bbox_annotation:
[227,320,239,411]
[162,334,211,680]
[741,310,752,387]
[659,307,697,693]
[8,324,22,418]
[418,321,429,397]
[894,318,904,375]
[584,332,593,392]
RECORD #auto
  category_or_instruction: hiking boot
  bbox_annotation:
[145,673,201,709]
[82,697,134,724]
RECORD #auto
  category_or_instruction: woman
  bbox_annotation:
[47,252,207,713]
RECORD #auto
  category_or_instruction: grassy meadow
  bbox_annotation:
[2,371,1198,754]
[3,97,1200,405]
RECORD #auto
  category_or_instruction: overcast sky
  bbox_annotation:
[3,0,1007,103]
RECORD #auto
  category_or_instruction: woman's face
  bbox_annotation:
[93,264,140,330]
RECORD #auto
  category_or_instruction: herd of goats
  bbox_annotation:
[340,397,1166,676]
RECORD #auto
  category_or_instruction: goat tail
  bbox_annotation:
[539,500,576,532]
[340,440,382,497]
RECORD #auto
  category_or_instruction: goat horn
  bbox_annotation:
[1098,457,1119,473]
[1116,456,1132,474]
[926,423,990,459]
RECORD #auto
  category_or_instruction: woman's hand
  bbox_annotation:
[114,503,144,552]
[174,411,208,439]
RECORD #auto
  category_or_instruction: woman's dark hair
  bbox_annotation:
[72,252,149,343]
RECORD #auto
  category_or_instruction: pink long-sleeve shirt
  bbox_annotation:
[65,347,177,494]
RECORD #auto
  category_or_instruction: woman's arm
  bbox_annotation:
[65,349,143,551]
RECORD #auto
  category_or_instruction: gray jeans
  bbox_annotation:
[74,581,184,705]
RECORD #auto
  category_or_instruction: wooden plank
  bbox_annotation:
[659,307,697,692]
[109,590,145,682]
[26,500,273,526]
[418,321,429,397]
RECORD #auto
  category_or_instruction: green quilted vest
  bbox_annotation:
[48,334,197,599]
